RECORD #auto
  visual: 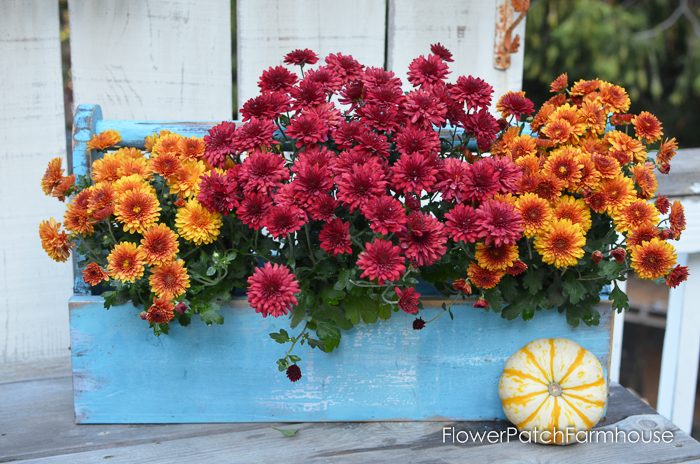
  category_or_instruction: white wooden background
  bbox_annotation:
[1,0,697,434]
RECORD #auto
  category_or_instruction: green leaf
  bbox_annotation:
[205,266,216,277]
[598,260,624,281]
[277,358,290,371]
[334,269,351,291]
[483,288,504,312]
[609,284,629,313]
[290,305,306,329]
[272,427,299,438]
[563,276,587,304]
[270,329,290,344]
[288,355,301,363]
[522,268,544,295]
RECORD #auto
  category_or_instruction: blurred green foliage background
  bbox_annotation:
[524,0,700,146]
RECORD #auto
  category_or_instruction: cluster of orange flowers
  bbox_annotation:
[487,75,686,287]
[39,129,224,323]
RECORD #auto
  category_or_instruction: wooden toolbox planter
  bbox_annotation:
[69,105,613,424]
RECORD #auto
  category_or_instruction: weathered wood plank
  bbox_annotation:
[0,0,73,363]
[387,0,526,99]
[68,0,232,120]
[236,0,386,110]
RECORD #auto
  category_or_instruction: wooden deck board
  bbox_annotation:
[1,359,699,463]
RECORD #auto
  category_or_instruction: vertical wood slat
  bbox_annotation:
[236,0,387,110]
[68,0,232,121]
[387,0,526,98]
[0,0,72,362]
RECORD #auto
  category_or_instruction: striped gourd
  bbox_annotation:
[498,338,607,445]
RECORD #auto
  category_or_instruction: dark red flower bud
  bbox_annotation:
[506,260,527,276]
[611,247,626,263]
[655,196,670,214]
[660,229,674,240]
[592,250,603,265]
[139,311,148,320]
[452,278,472,294]
[286,364,302,382]
[174,302,188,315]
[412,317,426,330]
[405,194,421,211]
[497,118,509,131]
[473,298,489,309]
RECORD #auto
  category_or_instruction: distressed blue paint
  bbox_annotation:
[70,295,611,423]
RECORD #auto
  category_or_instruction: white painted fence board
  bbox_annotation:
[387,0,525,98]
[68,0,232,120]
[0,0,72,362]
[236,0,386,110]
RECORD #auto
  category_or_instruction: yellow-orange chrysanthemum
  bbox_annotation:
[630,237,677,280]
[632,111,663,143]
[631,163,658,199]
[150,151,182,179]
[149,259,190,300]
[178,137,206,161]
[579,99,607,135]
[534,218,586,268]
[597,176,636,214]
[41,157,75,200]
[576,153,602,191]
[91,154,123,183]
[107,242,145,283]
[113,174,154,197]
[475,243,519,271]
[541,119,573,145]
[598,81,630,113]
[175,199,222,245]
[467,263,504,289]
[87,129,121,151]
[612,199,659,233]
[515,193,552,238]
[508,135,538,159]
[145,130,173,153]
[606,130,646,165]
[115,148,152,179]
[152,133,182,157]
[168,160,206,199]
[63,189,94,235]
[139,224,179,265]
[39,218,72,262]
[543,146,584,189]
[115,188,161,234]
[86,182,116,221]
[553,195,592,232]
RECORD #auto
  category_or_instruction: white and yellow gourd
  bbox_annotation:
[498,338,608,445]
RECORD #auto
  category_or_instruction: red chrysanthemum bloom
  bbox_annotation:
[496,91,535,120]
[240,91,289,122]
[319,218,353,256]
[357,239,406,284]
[290,79,326,109]
[632,111,663,143]
[361,195,406,235]
[462,159,501,202]
[146,297,175,324]
[464,109,500,151]
[339,80,365,108]
[304,66,343,92]
[232,118,277,153]
[398,211,447,267]
[236,192,270,230]
[247,263,300,318]
[307,194,339,221]
[491,156,523,194]
[395,287,421,314]
[435,158,469,202]
[290,162,333,208]
[332,121,364,150]
[198,169,238,214]
[238,151,289,193]
[655,196,670,215]
[284,48,319,66]
[286,111,328,148]
[263,204,307,238]
[82,262,109,286]
[407,54,449,88]
[627,224,659,248]
[445,204,479,243]
[355,131,391,158]
[394,125,440,157]
[666,265,689,288]
[474,199,523,246]
[391,152,439,194]
[258,65,297,92]
[449,75,493,109]
[325,52,364,81]
[357,102,401,133]
[403,90,447,128]
[336,160,388,211]
[430,43,454,62]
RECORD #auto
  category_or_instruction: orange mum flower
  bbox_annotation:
[606,130,646,165]
[550,103,586,136]
[38,218,72,262]
[145,130,172,153]
[175,199,222,245]
[115,149,151,179]
[591,153,621,179]
[612,199,659,233]
[82,262,109,286]
[627,224,659,247]
[669,200,686,239]
[515,154,541,176]
[598,81,630,113]
[86,183,116,221]
[531,102,556,132]
[631,163,658,199]
[152,133,182,157]
[516,193,552,238]
[521,172,565,202]
[598,176,636,213]
[87,129,121,151]
[553,195,592,232]
[475,242,519,271]
[630,237,677,280]
[541,119,573,145]
[150,151,182,178]
[576,153,601,191]
[41,157,75,200]
[113,174,154,197]
[107,242,145,282]
[140,224,179,265]
[168,160,206,199]
[178,137,206,161]
[633,111,663,143]
[656,137,678,173]
[508,135,538,159]
[91,154,122,183]
[543,147,583,189]
[146,297,175,324]
[149,259,190,300]
[467,263,504,289]
[534,219,586,268]
[550,73,568,93]
[579,99,607,135]
[570,79,601,97]
[115,188,161,234]
[63,190,94,235]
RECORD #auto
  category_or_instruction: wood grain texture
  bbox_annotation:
[69,295,611,423]
[236,0,386,109]
[0,0,72,363]
[68,0,232,120]
[387,0,526,100]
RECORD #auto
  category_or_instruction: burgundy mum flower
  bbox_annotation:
[304,66,343,93]
[462,160,501,202]
[395,125,440,157]
[362,67,402,89]
[398,211,447,267]
[240,91,290,121]
[366,83,405,105]
[238,151,289,193]
[284,48,319,66]
[357,239,406,284]
[286,111,329,147]
[430,43,454,62]
[203,121,236,168]
[496,91,535,120]
[435,158,470,202]
[258,65,298,92]
[325,52,364,81]
[666,264,689,288]
[307,194,338,221]
[197,169,238,214]
[355,131,391,158]
[444,204,479,243]
[286,364,302,382]
[491,156,523,194]
[412,317,426,330]
[247,263,300,318]
[464,109,500,151]
[336,160,387,211]
[449,75,493,109]
[232,118,277,153]
[319,218,353,256]
[407,54,450,88]
[263,204,307,238]
[290,79,327,109]
[403,90,448,128]
[395,287,421,314]
[339,80,365,108]
[332,121,364,150]
[290,161,333,207]
[391,152,440,194]
[474,200,523,246]
[236,192,270,230]
[361,195,407,235]
[357,103,401,133]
